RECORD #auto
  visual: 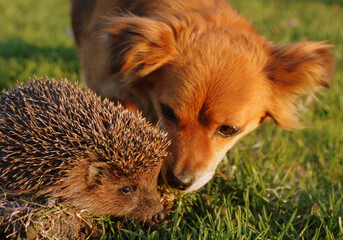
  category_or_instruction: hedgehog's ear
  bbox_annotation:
[103,15,176,79]
[86,162,109,187]
[265,41,334,129]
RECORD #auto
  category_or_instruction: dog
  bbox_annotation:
[71,0,334,192]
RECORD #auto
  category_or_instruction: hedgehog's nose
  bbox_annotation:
[153,210,166,223]
[166,170,193,191]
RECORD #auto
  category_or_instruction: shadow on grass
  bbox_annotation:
[0,36,79,90]
[0,36,78,61]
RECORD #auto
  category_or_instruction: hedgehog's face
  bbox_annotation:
[85,162,165,223]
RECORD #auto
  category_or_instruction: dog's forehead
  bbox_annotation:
[158,52,270,127]
[155,32,271,125]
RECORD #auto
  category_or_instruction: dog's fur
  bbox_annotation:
[71,0,334,192]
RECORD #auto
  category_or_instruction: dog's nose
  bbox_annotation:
[166,170,193,190]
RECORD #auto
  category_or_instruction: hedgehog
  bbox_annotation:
[0,78,169,223]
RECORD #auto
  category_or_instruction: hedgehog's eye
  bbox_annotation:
[121,185,136,194]
[160,103,178,123]
[121,186,131,194]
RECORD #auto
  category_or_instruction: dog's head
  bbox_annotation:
[103,11,333,192]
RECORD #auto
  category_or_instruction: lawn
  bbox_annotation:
[1,0,342,239]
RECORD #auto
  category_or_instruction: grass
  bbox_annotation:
[1,0,342,239]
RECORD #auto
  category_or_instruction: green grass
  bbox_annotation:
[0,0,79,89]
[1,0,342,239]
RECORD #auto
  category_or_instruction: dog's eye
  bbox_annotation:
[160,103,178,123]
[218,125,240,137]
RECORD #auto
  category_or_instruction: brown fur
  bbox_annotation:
[0,79,169,222]
[72,0,334,192]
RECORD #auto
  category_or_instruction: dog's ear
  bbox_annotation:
[265,42,334,129]
[103,15,176,78]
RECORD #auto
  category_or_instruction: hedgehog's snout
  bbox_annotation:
[153,210,166,223]
[144,210,166,228]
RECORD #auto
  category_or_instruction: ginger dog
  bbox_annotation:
[71,0,334,192]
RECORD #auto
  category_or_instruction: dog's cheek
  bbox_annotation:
[212,118,262,164]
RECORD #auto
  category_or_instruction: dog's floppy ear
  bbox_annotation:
[265,42,334,129]
[103,15,176,78]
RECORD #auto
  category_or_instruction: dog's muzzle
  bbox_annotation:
[166,170,193,191]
